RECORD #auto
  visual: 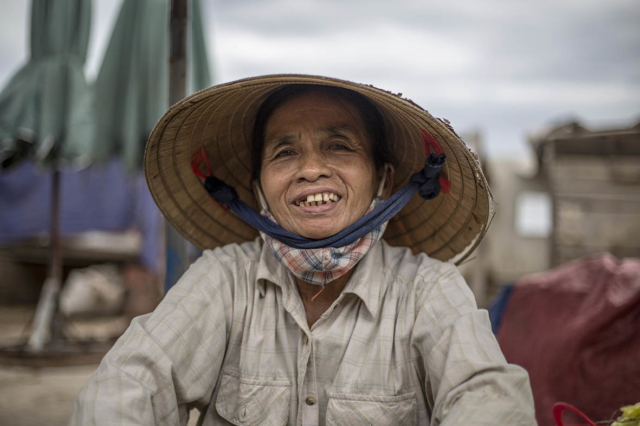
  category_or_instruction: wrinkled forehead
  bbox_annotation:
[263,88,370,137]
[263,90,370,141]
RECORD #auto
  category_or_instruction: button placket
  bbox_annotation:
[300,334,320,426]
[297,331,311,414]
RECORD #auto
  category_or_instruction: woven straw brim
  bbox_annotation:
[145,74,493,263]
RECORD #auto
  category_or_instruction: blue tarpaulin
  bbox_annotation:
[0,161,161,271]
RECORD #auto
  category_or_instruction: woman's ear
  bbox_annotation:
[377,164,395,200]
[382,165,394,199]
[253,180,269,211]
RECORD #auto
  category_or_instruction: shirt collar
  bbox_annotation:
[255,238,289,297]
[339,239,384,319]
[255,237,387,320]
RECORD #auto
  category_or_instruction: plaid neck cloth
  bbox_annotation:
[260,197,387,286]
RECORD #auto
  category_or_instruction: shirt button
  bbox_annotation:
[304,335,309,344]
[238,404,248,420]
[305,396,316,406]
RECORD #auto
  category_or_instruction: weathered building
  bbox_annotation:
[534,121,640,266]
[463,120,640,306]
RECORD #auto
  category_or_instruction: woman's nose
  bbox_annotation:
[296,149,332,182]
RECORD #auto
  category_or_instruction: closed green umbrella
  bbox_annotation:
[0,0,94,352]
[0,0,94,169]
[93,0,211,172]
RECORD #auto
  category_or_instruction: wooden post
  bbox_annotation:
[169,0,188,104]
[165,0,191,291]
[27,170,64,351]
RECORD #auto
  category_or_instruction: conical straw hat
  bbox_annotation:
[145,74,493,264]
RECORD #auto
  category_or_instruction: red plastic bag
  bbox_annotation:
[553,403,597,426]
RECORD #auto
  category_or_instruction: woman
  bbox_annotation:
[71,75,535,425]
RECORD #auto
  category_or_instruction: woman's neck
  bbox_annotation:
[295,269,354,328]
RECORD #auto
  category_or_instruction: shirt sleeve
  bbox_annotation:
[411,262,536,425]
[69,250,235,426]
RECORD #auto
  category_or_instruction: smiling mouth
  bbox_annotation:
[295,192,341,207]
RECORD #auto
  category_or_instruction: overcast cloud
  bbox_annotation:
[1,0,638,159]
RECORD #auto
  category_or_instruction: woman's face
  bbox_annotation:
[259,91,380,239]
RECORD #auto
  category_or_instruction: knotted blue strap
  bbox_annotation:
[203,153,446,249]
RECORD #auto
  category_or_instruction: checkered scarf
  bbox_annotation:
[260,197,387,286]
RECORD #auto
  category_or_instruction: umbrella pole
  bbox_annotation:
[26,169,64,351]
[164,0,191,292]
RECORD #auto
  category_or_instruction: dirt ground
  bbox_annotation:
[0,363,97,426]
[0,306,198,426]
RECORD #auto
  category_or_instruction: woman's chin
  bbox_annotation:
[279,216,351,240]
[297,229,337,240]
[294,224,343,240]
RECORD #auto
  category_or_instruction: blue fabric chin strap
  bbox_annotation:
[204,153,446,249]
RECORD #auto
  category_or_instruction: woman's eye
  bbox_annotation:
[274,149,295,158]
[329,143,349,151]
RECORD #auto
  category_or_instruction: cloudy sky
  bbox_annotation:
[1,0,638,159]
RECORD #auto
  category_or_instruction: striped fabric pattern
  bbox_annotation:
[259,203,387,286]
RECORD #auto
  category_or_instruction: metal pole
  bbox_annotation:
[165,0,191,292]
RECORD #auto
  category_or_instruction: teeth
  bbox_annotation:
[297,192,341,207]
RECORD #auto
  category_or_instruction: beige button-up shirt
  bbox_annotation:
[70,238,535,425]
